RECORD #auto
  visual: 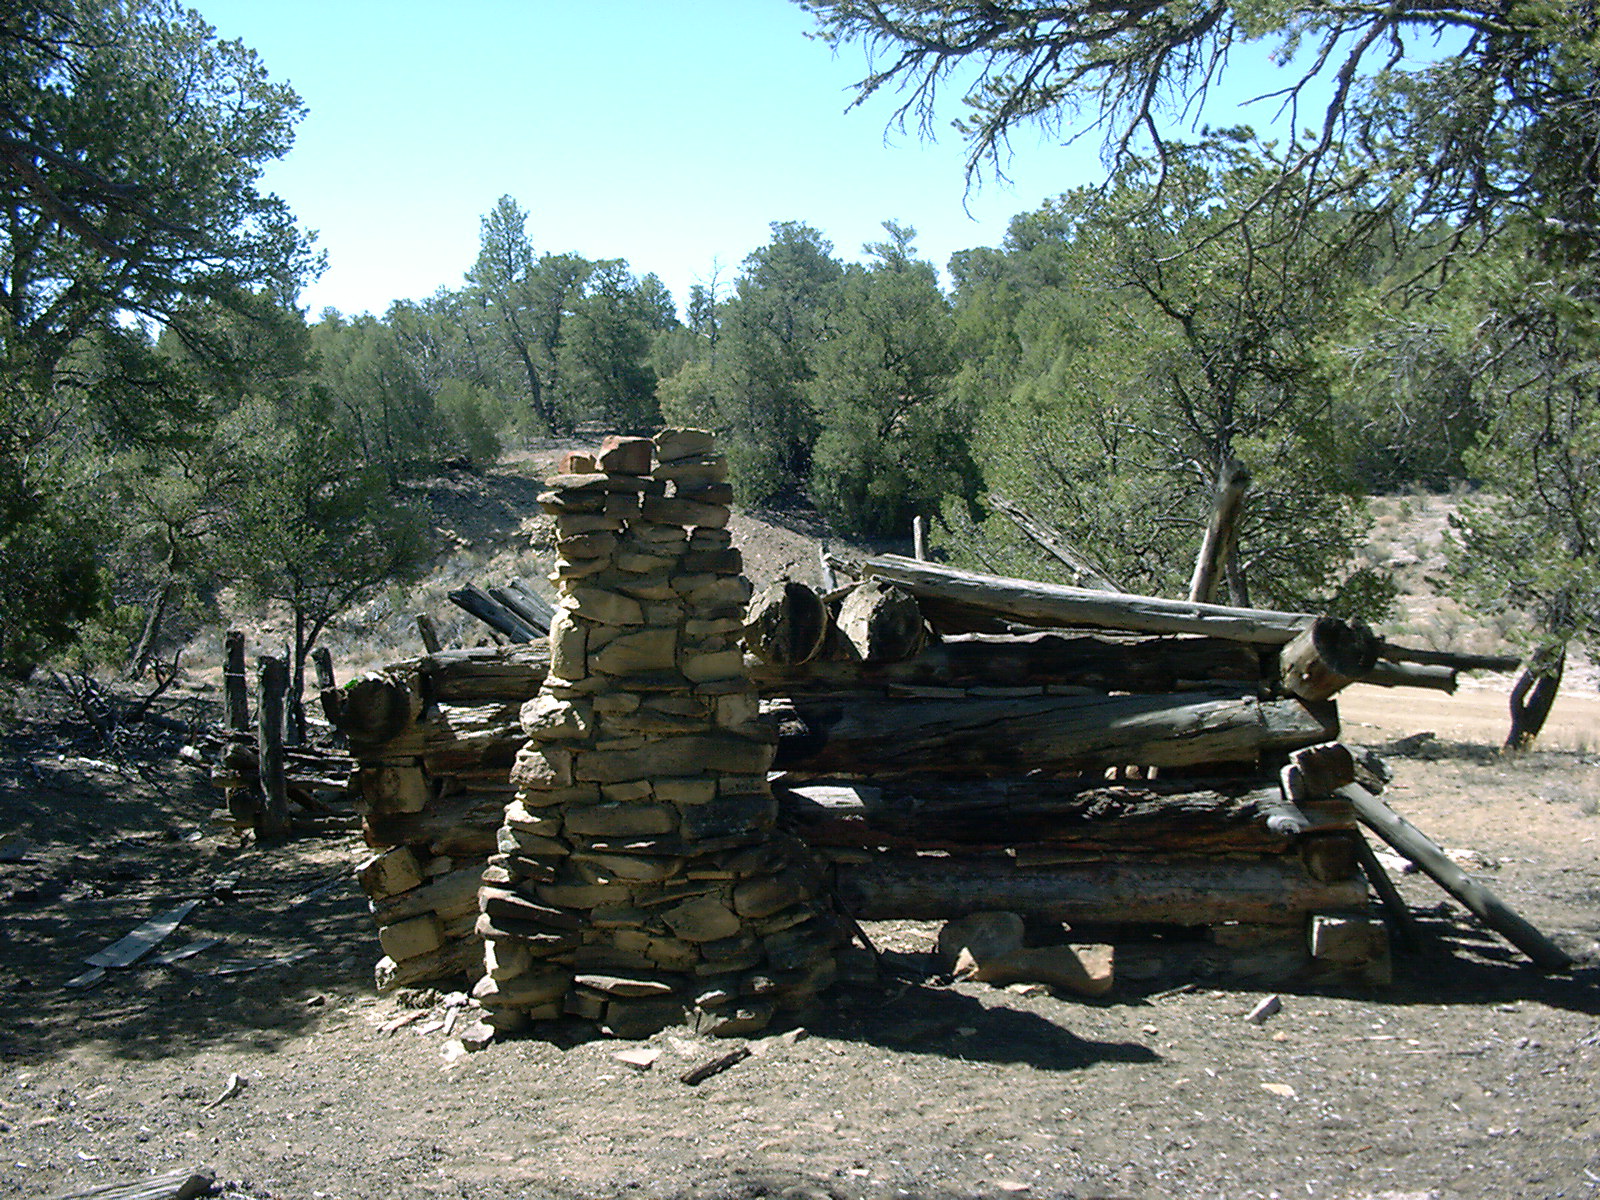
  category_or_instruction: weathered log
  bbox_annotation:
[338,671,425,745]
[830,579,926,663]
[912,514,927,561]
[1361,660,1457,693]
[256,655,291,841]
[743,580,828,666]
[415,612,442,653]
[990,494,1124,592]
[449,582,540,643]
[51,1169,214,1200]
[1188,459,1251,605]
[776,778,1355,852]
[421,645,550,703]
[750,631,1263,696]
[831,852,1368,926]
[1374,641,1521,672]
[492,579,556,636]
[1340,783,1572,971]
[772,690,1338,779]
[1279,616,1379,701]
[223,630,249,731]
[849,554,1315,644]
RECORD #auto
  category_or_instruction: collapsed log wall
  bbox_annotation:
[337,445,1399,1006]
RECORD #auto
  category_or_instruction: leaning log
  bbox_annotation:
[448,582,540,643]
[1340,783,1572,971]
[989,494,1125,592]
[831,852,1368,927]
[1188,459,1251,605]
[750,631,1263,696]
[772,690,1338,779]
[850,554,1315,644]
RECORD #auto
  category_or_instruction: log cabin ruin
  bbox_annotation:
[214,428,1571,1043]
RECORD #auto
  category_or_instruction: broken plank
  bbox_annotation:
[51,1169,213,1200]
[84,900,201,968]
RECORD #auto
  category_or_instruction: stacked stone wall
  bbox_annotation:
[472,430,840,1038]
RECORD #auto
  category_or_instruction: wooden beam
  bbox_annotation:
[850,554,1315,644]
[831,852,1367,926]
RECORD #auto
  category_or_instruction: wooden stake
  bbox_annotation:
[415,613,442,654]
[912,515,927,561]
[223,631,249,732]
[256,655,292,841]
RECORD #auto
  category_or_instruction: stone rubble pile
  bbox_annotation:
[472,430,840,1039]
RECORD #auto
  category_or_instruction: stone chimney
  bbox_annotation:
[472,430,839,1039]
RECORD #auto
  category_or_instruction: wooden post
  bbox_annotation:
[223,631,249,732]
[912,515,927,561]
[311,646,343,729]
[818,544,839,593]
[415,613,442,654]
[1189,459,1251,605]
[256,655,292,841]
[1352,832,1422,952]
[1340,783,1571,971]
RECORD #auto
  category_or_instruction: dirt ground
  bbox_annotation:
[1,672,1596,1200]
[3,469,1598,1200]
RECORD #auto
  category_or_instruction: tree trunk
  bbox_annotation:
[1188,459,1251,605]
[1506,644,1566,750]
[125,578,176,681]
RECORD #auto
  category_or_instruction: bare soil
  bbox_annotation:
[3,475,1598,1200]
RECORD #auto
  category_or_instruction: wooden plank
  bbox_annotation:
[84,899,201,968]
[51,1169,213,1200]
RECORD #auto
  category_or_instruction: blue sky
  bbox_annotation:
[189,1,1297,319]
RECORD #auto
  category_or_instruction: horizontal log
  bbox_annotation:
[51,1169,214,1200]
[772,690,1337,779]
[751,631,1263,696]
[362,791,509,855]
[421,645,550,703]
[832,852,1368,926]
[849,554,1315,644]
[1360,661,1458,693]
[1375,641,1522,672]
[776,779,1357,853]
